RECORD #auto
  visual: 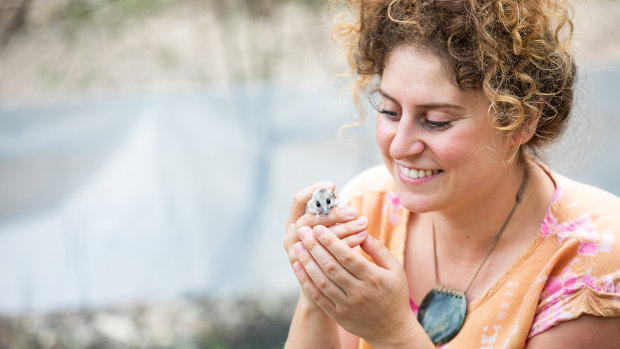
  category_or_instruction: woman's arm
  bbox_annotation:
[285,296,361,349]
[294,225,435,348]
[285,293,342,349]
[525,315,620,348]
[339,327,361,349]
[283,182,368,348]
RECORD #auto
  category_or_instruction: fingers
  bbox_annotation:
[360,235,401,272]
[309,225,370,280]
[285,205,360,264]
[340,229,368,248]
[287,181,335,225]
[295,227,350,302]
[329,216,368,241]
[291,261,336,312]
[296,205,359,230]
[296,224,369,287]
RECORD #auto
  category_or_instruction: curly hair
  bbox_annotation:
[334,0,577,152]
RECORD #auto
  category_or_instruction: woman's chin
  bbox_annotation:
[397,194,436,214]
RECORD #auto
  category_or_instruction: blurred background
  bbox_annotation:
[0,0,618,348]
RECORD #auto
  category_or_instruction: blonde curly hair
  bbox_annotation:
[334,0,577,152]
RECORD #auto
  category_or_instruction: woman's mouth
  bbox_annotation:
[399,165,441,180]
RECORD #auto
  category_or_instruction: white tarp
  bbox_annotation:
[0,65,618,315]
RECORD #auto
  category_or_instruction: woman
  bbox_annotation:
[283,0,620,347]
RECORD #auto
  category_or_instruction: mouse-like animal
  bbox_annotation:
[305,188,339,216]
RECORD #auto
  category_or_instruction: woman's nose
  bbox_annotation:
[390,120,425,159]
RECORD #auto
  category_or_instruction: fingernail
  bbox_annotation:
[299,227,310,240]
[295,242,305,254]
[293,262,302,274]
[356,230,367,238]
[313,226,324,238]
[367,235,379,245]
[346,207,358,217]
[357,216,368,226]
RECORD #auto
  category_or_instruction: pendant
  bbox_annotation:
[417,285,467,345]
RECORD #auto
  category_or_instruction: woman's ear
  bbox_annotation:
[510,104,542,147]
[510,123,536,147]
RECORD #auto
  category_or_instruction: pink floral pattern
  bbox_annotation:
[409,298,419,314]
[529,184,620,337]
[383,191,403,226]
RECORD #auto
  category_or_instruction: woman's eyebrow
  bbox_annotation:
[378,88,465,111]
[418,102,466,111]
[378,88,397,102]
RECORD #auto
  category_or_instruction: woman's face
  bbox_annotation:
[376,45,517,214]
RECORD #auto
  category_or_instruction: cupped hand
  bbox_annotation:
[283,181,369,271]
[292,224,420,347]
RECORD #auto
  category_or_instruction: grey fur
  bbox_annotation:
[305,188,339,215]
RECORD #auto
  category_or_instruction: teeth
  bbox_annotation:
[399,165,439,179]
[402,167,410,177]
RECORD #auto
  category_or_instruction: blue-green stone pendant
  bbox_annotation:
[417,285,467,345]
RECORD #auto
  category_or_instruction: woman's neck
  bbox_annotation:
[429,161,528,263]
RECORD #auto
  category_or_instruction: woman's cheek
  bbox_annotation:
[375,118,394,157]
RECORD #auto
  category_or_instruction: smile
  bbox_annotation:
[399,165,441,179]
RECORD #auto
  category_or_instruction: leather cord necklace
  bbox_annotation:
[417,168,528,344]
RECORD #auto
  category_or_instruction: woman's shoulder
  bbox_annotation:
[338,165,395,204]
[526,169,620,338]
[551,170,620,228]
[539,168,620,256]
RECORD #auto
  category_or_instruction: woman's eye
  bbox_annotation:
[379,109,400,121]
[421,116,452,130]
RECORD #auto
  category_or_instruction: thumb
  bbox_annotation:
[360,235,400,271]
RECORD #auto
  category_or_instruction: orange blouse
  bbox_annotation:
[339,163,620,348]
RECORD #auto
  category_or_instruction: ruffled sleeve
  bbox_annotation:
[528,176,620,337]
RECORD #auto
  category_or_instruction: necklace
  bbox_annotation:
[417,168,528,344]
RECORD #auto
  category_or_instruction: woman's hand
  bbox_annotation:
[284,181,369,276]
[292,224,430,348]
[283,182,372,349]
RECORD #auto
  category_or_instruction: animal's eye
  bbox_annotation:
[326,198,331,205]
[316,201,321,207]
